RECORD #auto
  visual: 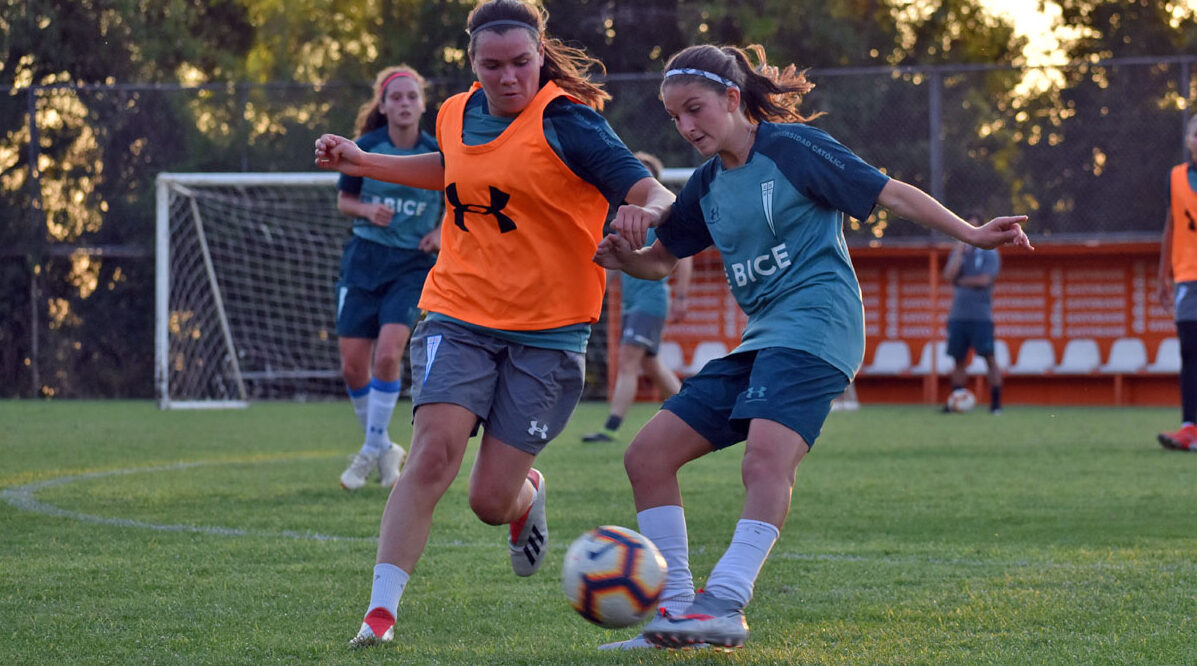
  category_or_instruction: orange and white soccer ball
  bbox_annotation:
[946,387,977,413]
[562,525,667,628]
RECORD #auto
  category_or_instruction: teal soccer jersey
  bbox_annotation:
[337,127,443,249]
[621,228,670,317]
[657,122,889,379]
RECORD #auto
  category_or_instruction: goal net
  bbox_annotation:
[156,172,347,408]
[155,169,696,409]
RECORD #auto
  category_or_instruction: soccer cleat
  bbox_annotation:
[378,443,406,488]
[581,431,615,443]
[508,468,547,577]
[348,608,395,649]
[645,590,748,649]
[598,609,709,650]
[339,450,379,490]
[1158,424,1197,451]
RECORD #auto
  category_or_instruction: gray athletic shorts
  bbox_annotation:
[619,310,666,355]
[409,319,585,455]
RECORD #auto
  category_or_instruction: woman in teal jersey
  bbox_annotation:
[335,65,444,492]
[594,44,1033,650]
[583,152,694,444]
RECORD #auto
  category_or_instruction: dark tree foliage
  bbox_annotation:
[1013,0,1197,236]
[2,0,1192,397]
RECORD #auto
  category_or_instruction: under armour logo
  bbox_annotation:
[445,183,516,233]
[528,421,549,439]
[745,386,767,401]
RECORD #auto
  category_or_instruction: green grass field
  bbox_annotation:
[2,400,1196,665]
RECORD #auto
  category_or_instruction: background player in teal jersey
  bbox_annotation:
[594,44,1032,650]
[335,65,444,491]
[942,212,1003,414]
[583,152,693,444]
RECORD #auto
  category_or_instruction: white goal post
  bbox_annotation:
[155,169,694,409]
[156,172,347,409]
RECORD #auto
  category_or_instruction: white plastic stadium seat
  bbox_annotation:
[966,339,1011,375]
[862,340,911,375]
[1099,338,1147,374]
[656,341,685,374]
[1053,338,1101,374]
[1008,338,1056,375]
[909,340,953,376]
[1147,337,1180,374]
[682,341,728,376]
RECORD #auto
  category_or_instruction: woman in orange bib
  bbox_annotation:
[315,0,675,648]
[1157,113,1197,452]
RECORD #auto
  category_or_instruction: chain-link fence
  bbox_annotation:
[2,57,1194,398]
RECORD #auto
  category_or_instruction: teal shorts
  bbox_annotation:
[335,238,435,336]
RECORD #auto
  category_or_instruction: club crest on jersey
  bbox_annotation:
[761,180,776,237]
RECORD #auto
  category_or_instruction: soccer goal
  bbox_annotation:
[156,169,697,409]
[156,172,347,409]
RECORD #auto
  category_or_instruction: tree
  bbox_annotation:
[0,1,254,397]
[1014,0,1197,234]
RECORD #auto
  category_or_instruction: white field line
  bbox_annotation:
[1,460,375,543]
[4,461,1195,574]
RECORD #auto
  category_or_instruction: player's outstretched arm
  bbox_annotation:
[878,179,1033,251]
[594,236,677,280]
[314,134,444,190]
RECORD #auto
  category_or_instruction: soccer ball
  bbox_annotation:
[946,387,977,412]
[562,525,667,628]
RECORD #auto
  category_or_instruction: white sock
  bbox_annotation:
[704,519,780,607]
[368,563,410,618]
[347,383,370,432]
[636,505,694,615]
[363,377,401,454]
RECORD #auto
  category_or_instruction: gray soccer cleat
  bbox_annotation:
[508,468,547,576]
[644,590,748,649]
[598,608,709,650]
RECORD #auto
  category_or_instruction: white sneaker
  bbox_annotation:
[378,443,406,488]
[339,450,379,490]
[508,468,547,576]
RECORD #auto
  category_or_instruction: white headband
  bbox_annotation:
[664,68,739,90]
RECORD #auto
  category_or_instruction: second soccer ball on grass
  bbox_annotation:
[562,525,667,629]
[946,387,977,413]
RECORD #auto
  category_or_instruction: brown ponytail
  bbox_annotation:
[662,44,821,124]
